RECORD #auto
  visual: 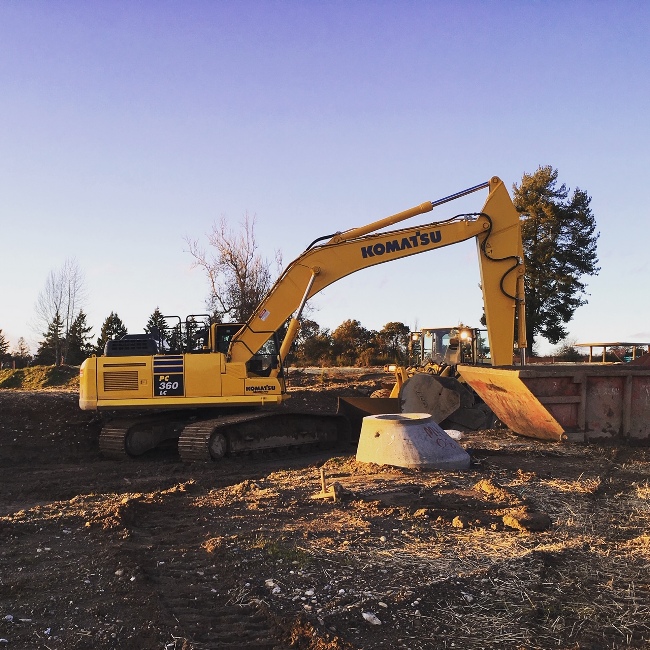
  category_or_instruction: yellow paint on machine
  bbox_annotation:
[95,395,284,409]
[81,351,286,410]
[96,358,153,401]
[183,354,221,397]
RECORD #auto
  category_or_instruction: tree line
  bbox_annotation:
[0,311,412,369]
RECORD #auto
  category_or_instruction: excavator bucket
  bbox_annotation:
[458,364,650,442]
[457,366,565,441]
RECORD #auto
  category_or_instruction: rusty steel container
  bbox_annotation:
[458,364,650,443]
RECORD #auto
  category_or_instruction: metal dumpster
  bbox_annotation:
[458,364,650,443]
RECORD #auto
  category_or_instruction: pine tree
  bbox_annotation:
[35,312,64,365]
[145,307,169,348]
[95,312,128,355]
[513,166,600,355]
[66,311,94,365]
[0,329,9,363]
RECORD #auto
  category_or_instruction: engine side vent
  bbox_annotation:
[104,371,139,392]
[105,338,158,357]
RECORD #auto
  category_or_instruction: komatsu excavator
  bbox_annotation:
[79,176,526,461]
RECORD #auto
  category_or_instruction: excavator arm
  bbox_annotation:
[229,176,526,368]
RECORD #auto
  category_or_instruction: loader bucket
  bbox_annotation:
[337,396,400,438]
[399,373,475,424]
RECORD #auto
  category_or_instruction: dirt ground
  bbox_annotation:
[1,368,649,649]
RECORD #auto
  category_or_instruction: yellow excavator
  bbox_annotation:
[79,176,526,460]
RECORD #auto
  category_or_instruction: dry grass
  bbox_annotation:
[2,382,649,649]
[267,444,650,649]
[0,364,79,389]
[636,481,650,500]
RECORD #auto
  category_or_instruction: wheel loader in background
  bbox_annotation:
[402,325,496,428]
[338,324,499,436]
[79,176,526,461]
[407,324,489,370]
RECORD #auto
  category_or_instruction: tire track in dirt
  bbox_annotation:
[119,494,292,650]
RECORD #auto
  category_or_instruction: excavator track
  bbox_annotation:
[99,411,350,462]
[98,422,131,460]
[99,416,185,460]
[177,417,226,462]
[178,411,350,463]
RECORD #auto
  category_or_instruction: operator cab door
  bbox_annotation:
[246,335,280,377]
[215,324,244,374]
[215,323,281,378]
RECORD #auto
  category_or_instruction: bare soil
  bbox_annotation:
[1,368,649,649]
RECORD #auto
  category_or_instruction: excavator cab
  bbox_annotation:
[212,323,244,354]
[209,322,281,377]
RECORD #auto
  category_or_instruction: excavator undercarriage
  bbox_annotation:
[98,409,349,462]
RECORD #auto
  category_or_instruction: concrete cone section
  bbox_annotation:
[356,413,471,470]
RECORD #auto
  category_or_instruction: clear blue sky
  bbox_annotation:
[1,1,648,355]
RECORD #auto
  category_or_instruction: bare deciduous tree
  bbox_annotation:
[186,213,279,323]
[34,258,87,365]
[13,337,31,363]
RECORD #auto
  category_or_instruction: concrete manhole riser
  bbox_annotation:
[356,412,470,470]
